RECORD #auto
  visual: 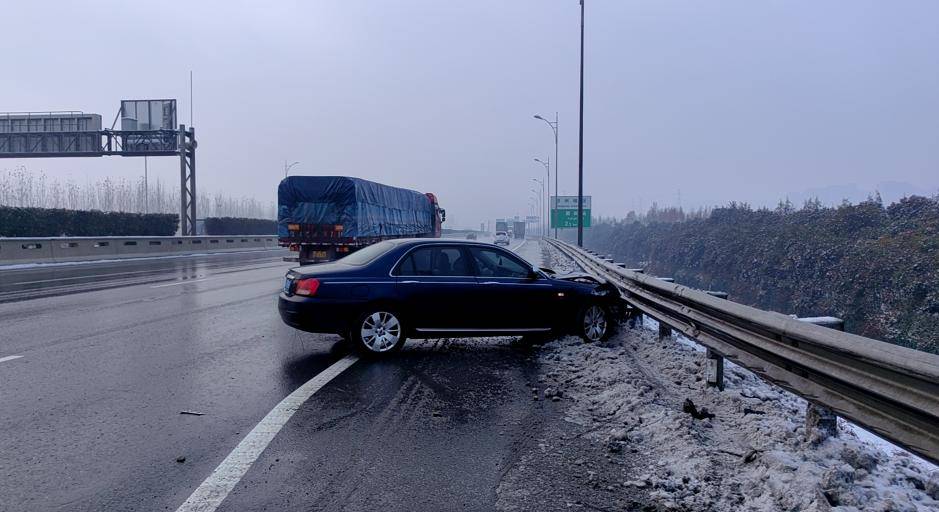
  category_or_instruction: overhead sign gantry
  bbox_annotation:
[0,99,198,235]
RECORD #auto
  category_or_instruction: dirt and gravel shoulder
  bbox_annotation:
[494,241,939,511]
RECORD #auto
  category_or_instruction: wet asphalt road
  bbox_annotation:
[0,241,552,511]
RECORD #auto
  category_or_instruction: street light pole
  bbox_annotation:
[534,113,558,238]
[529,188,542,236]
[532,178,545,237]
[284,160,300,179]
[577,0,585,247]
[533,162,549,236]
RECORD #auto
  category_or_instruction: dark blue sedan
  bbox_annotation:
[278,239,619,355]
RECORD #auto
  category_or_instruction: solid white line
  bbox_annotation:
[0,355,24,364]
[151,278,212,288]
[175,354,359,512]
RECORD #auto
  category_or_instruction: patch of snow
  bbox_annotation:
[538,241,939,511]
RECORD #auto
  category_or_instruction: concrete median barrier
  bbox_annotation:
[0,236,280,266]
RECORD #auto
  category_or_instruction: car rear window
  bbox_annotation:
[395,246,471,276]
[339,240,396,266]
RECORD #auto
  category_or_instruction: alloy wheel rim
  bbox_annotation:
[583,306,607,341]
[361,312,401,352]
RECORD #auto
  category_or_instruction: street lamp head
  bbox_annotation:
[534,114,544,121]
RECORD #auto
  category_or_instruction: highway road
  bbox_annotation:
[0,241,585,511]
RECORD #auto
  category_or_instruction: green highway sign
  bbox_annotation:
[550,195,592,228]
[551,209,591,228]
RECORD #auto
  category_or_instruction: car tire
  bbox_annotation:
[350,309,407,356]
[577,304,611,342]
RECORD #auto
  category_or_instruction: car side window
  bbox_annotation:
[395,246,472,277]
[469,247,531,278]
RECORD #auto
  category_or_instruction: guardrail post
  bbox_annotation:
[705,349,724,391]
[704,291,729,391]
[658,322,672,340]
[654,277,677,339]
[799,316,845,443]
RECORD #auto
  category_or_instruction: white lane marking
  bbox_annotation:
[511,240,527,252]
[150,278,212,288]
[175,354,359,512]
[0,355,24,364]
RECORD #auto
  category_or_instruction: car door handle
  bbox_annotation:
[401,280,419,284]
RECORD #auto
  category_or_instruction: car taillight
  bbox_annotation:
[294,278,320,296]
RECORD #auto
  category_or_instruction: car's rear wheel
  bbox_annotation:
[351,310,406,355]
[579,304,610,342]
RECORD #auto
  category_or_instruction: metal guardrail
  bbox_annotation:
[0,235,281,266]
[546,238,939,465]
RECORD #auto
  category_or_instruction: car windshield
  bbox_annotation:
[338,241,396,266]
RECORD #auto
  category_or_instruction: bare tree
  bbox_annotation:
[0,165,275,219]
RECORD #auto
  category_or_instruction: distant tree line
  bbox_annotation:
[0,166,276,219]
[580,195,939,355]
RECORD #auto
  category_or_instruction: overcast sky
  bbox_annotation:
[2,1,937,228]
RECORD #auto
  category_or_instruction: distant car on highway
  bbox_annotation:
[494,231,510,245]
[465,232,477,240]
[279,239,619,355]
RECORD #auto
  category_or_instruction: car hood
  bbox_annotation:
[553,271,603,284]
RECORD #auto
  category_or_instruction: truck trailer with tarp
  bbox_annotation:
[278,176,445,264]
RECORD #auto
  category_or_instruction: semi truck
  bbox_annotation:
[513,221,526,239]
[278,176,445,264]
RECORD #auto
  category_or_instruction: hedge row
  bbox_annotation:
[0,206,178,237]
[203,217,276,235]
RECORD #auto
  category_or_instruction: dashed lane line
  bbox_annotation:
[0,355,24,364]
[174,354,359,512]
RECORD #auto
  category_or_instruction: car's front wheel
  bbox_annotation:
[351,310,406,355]
[578,304,611,342]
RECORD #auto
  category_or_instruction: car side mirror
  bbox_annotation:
[528,269,541,280]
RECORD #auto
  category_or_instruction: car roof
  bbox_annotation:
[390,238,500,248]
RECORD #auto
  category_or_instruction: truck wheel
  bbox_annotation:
[351,310,406,355]
[578,304,611,342]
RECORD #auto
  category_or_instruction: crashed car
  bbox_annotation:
[278,238,621,355]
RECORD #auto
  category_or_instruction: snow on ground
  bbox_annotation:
[538,241,939,511]
[513,238,544,268]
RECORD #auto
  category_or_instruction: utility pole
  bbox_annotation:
[577,0,585,247]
